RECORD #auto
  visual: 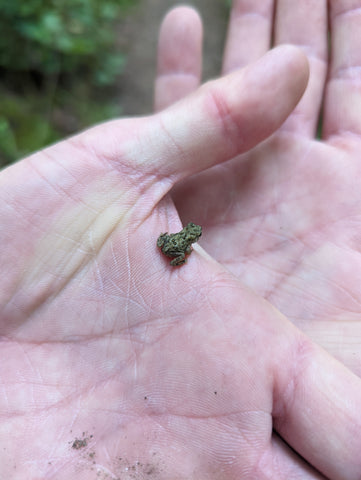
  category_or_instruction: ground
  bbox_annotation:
[117,0,229,116]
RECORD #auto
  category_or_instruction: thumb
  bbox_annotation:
[128,44,308,181]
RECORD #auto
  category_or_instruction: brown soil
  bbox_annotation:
[117,0,229,116]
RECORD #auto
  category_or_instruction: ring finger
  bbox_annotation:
[274,0,328,137]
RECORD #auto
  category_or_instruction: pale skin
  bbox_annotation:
[0,4,361,480]
[155,1,361,379]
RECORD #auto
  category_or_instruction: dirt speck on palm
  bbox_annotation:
[71,432,93,450]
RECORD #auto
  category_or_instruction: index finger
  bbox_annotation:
[154,7,202,112]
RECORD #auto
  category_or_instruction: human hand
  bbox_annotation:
[155,2,361,376]
[1,47,360,479]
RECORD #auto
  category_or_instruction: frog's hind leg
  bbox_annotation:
[170,253,186,266]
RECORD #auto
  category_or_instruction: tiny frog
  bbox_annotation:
[157,223,202,266]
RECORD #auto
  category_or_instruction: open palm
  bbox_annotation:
[2,47,361,479]
[155,1,361,375]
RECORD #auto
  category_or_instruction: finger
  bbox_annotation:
[274,0,328,137]
[85,46,308,188]
[274,330,361,480]
[323,1,361,139]
[222,0,273,74]
[262,433,327,479]
[154,6,202,112]
[150,45,309,181]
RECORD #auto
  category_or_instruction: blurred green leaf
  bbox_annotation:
[0,0,134,74]
[94,53,126,86]
[0,117,18,160]
[0,0,136,165]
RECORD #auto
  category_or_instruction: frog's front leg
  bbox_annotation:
[157,234,168,248]
[170,252,186,266]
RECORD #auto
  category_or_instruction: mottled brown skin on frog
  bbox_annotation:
[157,223,202,266]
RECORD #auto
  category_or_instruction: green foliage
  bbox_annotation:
[0,0,134,166]
[0,0,132,85]
[0,83,123,167]
[0,85,62,164]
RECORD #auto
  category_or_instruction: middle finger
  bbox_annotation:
[222,0,274,74]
